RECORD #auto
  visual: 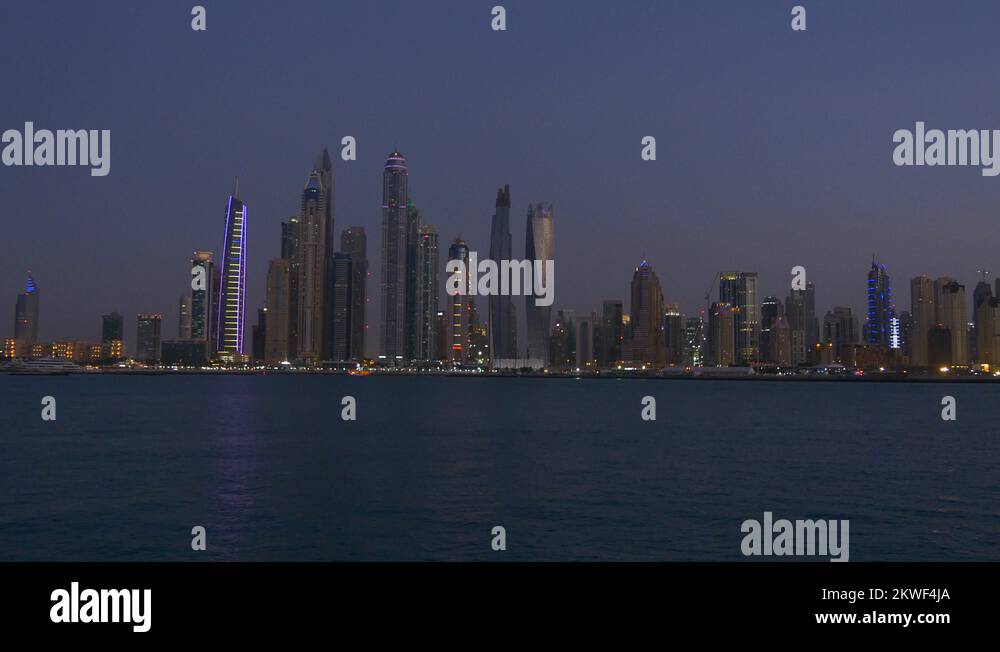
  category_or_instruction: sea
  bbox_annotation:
[0,374,997,561]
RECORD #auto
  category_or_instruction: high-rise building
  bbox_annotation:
[629,260,664,365]
[974,294,1000,367]
[14,272,39,345]
[866,257,897,350]
[178,294,191,339]
[759,295,781,363]
[265,258,294,364]
[281,216,299,259]
[549,309,575,368]
[804,282,818,363]
[735,272,760,364]
[415,224,439,361]
[448,238,472,362]
[341,227,368,360]
[252,308,267,363]
[663,303,683,365]
[297,151,334,363]
[330,253,353,361]
[489,184,516,361]
[101,312,123,344]
[380,150,409,360]
[823,307,858,365]
[215,182,248,359]
[786,290,807,366]
[136,314,162,363]
[910,275,934,368]
[599,299,623,368]
[972,275,993,365]
[938,280,968,365]
[404,199,421,360]
[525,203,554,364]
[575,315,595,369]
[682,315,704,367]
[189,251,218,349]
[708,302,735,367]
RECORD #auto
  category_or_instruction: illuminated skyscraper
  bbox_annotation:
[296,152,334,363]
[525,203,554,364]
[663,303,683,364]
[380,150,409,359]
[866,257,897,350]
[448,238,472,362]
[489,184,515,361]
[341,227,367,360]
[404,199,421,360]
[215,182,248,358]
[14,272,39,345]
[415,224,439,361]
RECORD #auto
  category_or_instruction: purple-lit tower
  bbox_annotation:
[215,179,248,359]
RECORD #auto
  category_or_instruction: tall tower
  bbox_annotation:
[449,238,472,362]
[341,227,368,360]
[489,184,515,361]
[296,153,333,364]
[736,272,759,364]
[866,257,897,349]
[938,279,968,365]
[330,253,353,361]
[265,257,293,364]
[380,150,409,361]
[629,260,665,365]
[404,199,421,360]
[14,272,39,345]
[525,202,554,363]
[190,251,218,353]
[215,181,248,358]
[415,224,439,361]
[910,275,934,368]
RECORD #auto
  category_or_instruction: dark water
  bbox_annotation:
[0,375,997,561]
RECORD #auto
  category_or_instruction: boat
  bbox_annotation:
[3,357,85,375]
[347,368,372,377]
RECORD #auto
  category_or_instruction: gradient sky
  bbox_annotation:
[3,1,1000,354]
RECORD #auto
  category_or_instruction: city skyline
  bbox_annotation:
[6,2,1000,350]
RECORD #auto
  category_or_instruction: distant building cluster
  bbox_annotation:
[3,152,997,376]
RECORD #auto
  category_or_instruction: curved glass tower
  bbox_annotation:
[216,183,247,358]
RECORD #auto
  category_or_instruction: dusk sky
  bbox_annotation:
[3,1,1000,353]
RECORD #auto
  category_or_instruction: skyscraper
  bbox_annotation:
[489,184,515,361]
[415,224,439,361]
[599,299,623,368]
[101,312,123,344]
[525,203,554,364]
[215,182,248,359]
[448,238,471,362]
[14,272,39,345]
[708,302,735,367]
[759,296,781,364]
[330,253,353,361]
[629,260,665,365]
[866,257,897,350]
[682,315,704,367]
[341,227,367,360]
[189,251,218,350]
[786,289,807,366]
[380,150,409,360]
[910,275,934,368]
[663,303,683,365]
[136,314,162,363]
[178,294,191,339]
[972,274,993,365]
[404,199,421,360]
[735,272,759,364]
[265,257,293,364]
[296,152,334,363]
[938,280,968,365]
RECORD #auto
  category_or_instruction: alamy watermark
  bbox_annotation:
[2,122,111,176]
[893,121,1000,177]
[446,252,555,306]
[741,511,849,562]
